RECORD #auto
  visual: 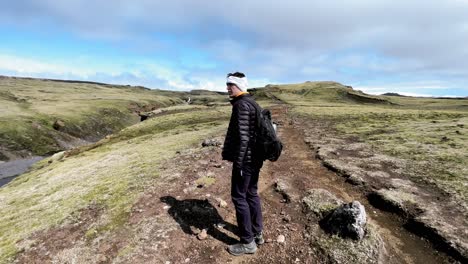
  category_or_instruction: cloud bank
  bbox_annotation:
[1,0,467,95]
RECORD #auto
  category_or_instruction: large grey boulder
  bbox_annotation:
[322,201,367,240]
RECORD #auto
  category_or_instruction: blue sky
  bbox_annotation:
[1,0,467,96]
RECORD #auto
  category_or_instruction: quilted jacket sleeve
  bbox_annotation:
[234,102,252,169]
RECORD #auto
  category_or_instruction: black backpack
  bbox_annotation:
[244,98,283,162]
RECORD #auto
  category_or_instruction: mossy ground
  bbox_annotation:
[257,81,468,207]
[0,103,230,263]
[0,77,228,159]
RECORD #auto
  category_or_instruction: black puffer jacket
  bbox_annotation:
[222,93,260,168]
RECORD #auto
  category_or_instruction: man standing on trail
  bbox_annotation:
[222,72,265,256]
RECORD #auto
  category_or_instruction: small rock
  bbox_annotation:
[276,235,285,243]
[185,258,190,263]
[266,238,273,243]
[216,198,228,208]
[282,215,291,223]
[202,139,222,147]
[346,173,365,186]
[295,258,300,262]
[163,205,170,210]
[197,229,208,240]
[275,179,294,203]
[52,120,65,130]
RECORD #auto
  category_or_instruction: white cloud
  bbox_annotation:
[1,1,467,95]
[0,53,271,92]
[0,54,93,78]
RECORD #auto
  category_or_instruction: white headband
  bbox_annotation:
[226,76,248,91]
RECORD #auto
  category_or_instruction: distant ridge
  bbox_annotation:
[381,92,407,97]
[0,75,151,90]
[381,91,467,100]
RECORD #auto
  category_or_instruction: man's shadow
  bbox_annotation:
[160,196,238,245]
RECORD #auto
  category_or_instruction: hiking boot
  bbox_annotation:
[254,232,265,245]
[227,240,257,256]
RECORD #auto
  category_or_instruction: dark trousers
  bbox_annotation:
[231,161,263,243]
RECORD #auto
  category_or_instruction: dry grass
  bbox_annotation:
[0,103,230,263]
[256,81,468,206]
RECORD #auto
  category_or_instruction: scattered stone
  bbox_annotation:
[215,198,228,208]
[282,215,292,223]
[266,238,273,243]
[185,258,190,263]
[321,201,367,240]
[216,223,226,229]
[52,119,65,130]
[275,179,294,203]
[197,229,208,240]
[277,235,286,243]
[50,151,65,163]
[163,205,170,210]
[201,139,222,147]
[346,173,365,186]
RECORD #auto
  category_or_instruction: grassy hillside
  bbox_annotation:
[0,76,227,160]
[253,81,468,207]
[0,103,232,263]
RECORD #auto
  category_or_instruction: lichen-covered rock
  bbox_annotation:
[302,189,342,218]
[322,201,367,240]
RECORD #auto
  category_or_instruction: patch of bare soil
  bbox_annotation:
[15,104,457,264]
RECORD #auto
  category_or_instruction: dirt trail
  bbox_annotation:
[15,104,455,264]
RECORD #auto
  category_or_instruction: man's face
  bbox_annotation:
[226,83,241,97]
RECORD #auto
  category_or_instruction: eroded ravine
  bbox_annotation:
[267,104,453,263]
